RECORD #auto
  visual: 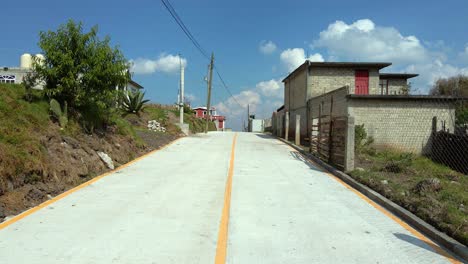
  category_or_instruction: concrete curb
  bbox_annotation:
[277,137,468,262]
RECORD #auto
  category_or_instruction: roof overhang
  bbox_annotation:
[282,61,392,82]
[347,94,467,101]
[379,73,419,79]
[128,79,143,89]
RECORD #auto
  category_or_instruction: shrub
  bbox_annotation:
[355,124,375,155]
[122,91,149,116]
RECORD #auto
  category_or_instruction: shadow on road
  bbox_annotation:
[253,133,324,172]
[393,233,450,260]
[254,133,274,139]
[289,151,324,173]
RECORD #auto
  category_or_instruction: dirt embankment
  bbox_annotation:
[0,121,181,221]
[0,104,184,222]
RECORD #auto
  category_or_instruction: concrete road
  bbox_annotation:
[0,132,458,263]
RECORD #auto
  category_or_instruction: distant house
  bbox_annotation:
[120,79,143,93]
[1,53,143,91]
[192,106,226,131]
[0,54,43,88]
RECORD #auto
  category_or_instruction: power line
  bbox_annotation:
[213,66,243,108]
[160,0,245,110]
[160,0,209,59]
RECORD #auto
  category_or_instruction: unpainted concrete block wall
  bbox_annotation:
[308,67,380,97]
[288,107,307,138]
[308,86,349,119]
[386,78,409,95]
[285,69,307,112]
[348,99,456,154]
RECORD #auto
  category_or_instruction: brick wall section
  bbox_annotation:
[308,86,349,119]
[285,69,307,111]
[308,67,380,96]
[284,68,308,137]
[348,98,456,154]
[386,78,409,95]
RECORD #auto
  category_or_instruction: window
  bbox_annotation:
[0,75,16,84]
[379,79,388,95]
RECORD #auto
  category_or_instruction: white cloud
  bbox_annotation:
[308,18,468,91]
[130,54,187,75]
[313,19,428,64]
[256,79,283,98]
[405,60,468,92]
[214,78,285,130]
[459,44,468,62]
[184,93,197,103]
[259,40,277,54]
[215,90,261,117]
[280,48,324,71]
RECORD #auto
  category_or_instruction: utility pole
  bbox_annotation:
[205,53,214,133]
[247,104,250,132]
[179,58,185,124]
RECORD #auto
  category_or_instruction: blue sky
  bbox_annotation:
[1,0,468,130]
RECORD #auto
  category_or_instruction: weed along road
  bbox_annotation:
[0,132,461,263]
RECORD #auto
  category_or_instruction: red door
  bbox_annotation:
[355,70,369,95]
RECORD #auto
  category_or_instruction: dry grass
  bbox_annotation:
[350,150,468,246]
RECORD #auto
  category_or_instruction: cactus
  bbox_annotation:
[50,99,68,129]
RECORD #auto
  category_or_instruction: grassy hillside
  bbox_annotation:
[0,84,50,194]
[0,84,194,220]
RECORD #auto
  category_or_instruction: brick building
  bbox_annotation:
[192,106,226,131]
[281,61,418,138]
[308,86,457,154]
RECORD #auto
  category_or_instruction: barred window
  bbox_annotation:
[0,75,16,84]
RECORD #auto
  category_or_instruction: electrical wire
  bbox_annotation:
[160,0,209,59]
[160,0,245,111]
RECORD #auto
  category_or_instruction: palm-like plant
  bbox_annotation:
[122,90,150,116]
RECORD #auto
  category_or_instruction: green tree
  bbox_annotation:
[31,20,129,129]
[430,75,468,125]
[430,75,468,97]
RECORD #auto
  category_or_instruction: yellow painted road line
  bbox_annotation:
[214,133,238,264]
[0,137,184,230]
[284,144,461,264]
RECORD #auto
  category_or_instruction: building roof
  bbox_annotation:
[128,79,143,89]
[282,61,392,82]
[379,73,419,79]
[347,94,467,101]
[193,106,215,110]
[276,105,285,112]
[212,115,226,121]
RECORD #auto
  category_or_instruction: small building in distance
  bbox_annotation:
[0,53,45,89]
[1,53,143,91]
[192,106,226,131]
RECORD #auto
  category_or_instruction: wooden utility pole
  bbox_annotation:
[205,53,214,133]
